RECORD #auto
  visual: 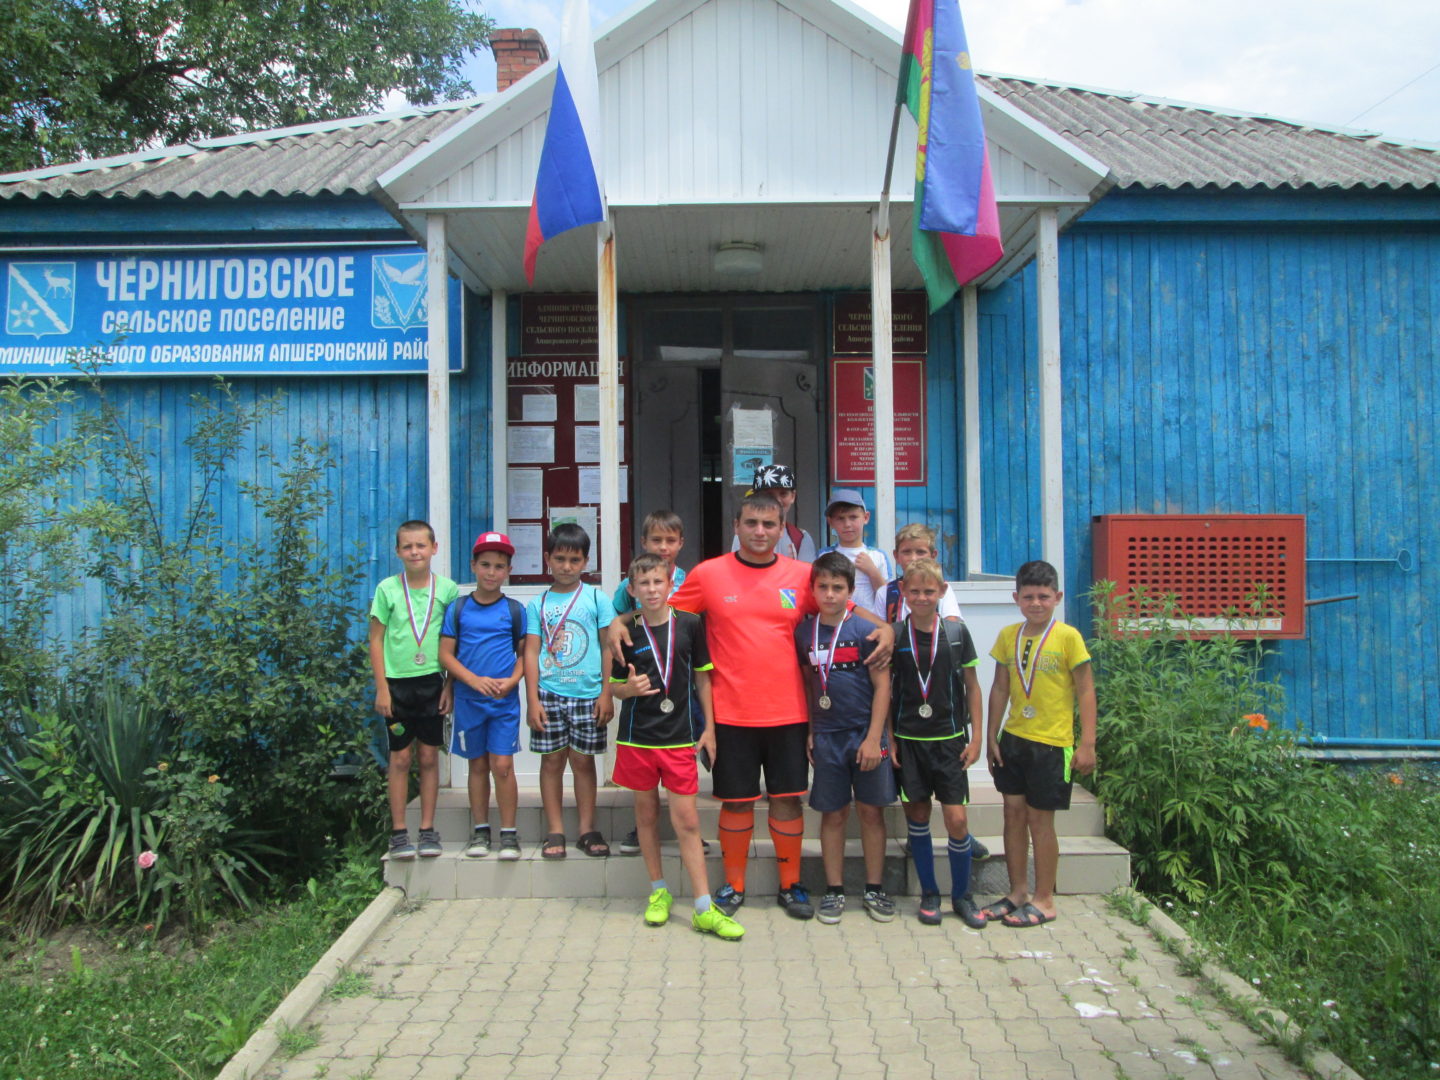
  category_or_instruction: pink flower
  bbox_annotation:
[137,851,157,870]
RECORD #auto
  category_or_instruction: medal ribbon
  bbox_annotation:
[640,610,675,700]
[1014,619,1057,699]
[401,573,437,656]
[907,617,942,708]
[812,612,850,701]
[542,587,584,661]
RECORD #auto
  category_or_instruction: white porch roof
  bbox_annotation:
[378,0,1109,294]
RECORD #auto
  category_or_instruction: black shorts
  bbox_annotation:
[386,673,445,752]
[990,730,1073,811]
[895,735,970,806]
[712,722,809,802]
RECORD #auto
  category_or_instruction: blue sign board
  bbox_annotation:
[0,245,463,376]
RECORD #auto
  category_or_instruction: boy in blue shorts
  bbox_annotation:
[439,531,525,861]
[796,552,896,924]
[609,554,742,939]
[890,558,987,927]
[369,520,460,860]
[984,560,1096,928]
[524,523,615,859]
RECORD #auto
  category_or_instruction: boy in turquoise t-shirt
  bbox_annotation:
[524,523,615,859]
[369,520,460,861]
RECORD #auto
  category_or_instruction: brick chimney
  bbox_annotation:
[491,28,550,91]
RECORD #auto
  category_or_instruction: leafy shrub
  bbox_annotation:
[1087,582,1335,900]
[1089,582,1440,1079]
[0,683,174,929]
[0,376,120,714]
[78,381,379,875]
[0,683,272,932]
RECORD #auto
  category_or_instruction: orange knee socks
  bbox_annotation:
[719,807,754,892]
[769,816,804,891]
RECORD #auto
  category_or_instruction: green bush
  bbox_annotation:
[1088,582,1440,1079]
[0,683,271,932]
[1086,582,1337,901]
[79,381,379,875]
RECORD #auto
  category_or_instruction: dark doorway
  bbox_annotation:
[630,297,824,565]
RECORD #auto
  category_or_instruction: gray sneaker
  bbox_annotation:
[417,828,443,858]
[817,892,845,924]
[497,831,521,860]
[862,889,897,922]
[969,836,991,861]
[618,829,642,855]
[953,893,987,929]
[777,884,815,920]
[465,826,491,858]
[388,831,416,860]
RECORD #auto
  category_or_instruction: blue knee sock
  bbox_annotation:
[908,819,938,895]
[948,835,973,900]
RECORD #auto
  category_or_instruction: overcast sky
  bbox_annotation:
[461,0,1440,146]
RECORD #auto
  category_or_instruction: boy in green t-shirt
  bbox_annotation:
[984,560,1096,928]
[369,520,460,861]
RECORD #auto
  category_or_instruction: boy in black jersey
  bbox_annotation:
[796,552,896,924]
[609,554,743,940]
[890,558,987,928]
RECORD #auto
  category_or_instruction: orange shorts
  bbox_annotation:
[612,744,699,796]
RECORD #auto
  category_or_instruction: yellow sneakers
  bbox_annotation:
[644,887,673,926]
[691,905,745,940]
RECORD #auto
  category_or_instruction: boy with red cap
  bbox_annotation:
[439,531,527,860]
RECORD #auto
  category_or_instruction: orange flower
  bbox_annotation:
[207,774,220,784]
[1243,714,1269,731]
[1387,773,1403,786]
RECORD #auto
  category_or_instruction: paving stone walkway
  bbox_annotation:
[263,895,1313,1080]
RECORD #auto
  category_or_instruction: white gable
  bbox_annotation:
[380,0,1107,292]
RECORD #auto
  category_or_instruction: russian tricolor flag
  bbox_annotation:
[524,0,606,284]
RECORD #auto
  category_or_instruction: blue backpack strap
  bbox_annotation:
[507,597,525,652]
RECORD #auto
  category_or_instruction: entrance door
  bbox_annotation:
[632,298,823,561]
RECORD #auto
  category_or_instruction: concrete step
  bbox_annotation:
[383,834,1131,900]
[404,776,1108,841]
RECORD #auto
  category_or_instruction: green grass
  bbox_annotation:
[0,849,381,1079]
[1149,765,1440,1080]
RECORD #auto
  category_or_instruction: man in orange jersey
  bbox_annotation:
[615,491,893,920]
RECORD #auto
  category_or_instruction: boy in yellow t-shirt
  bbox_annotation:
[984,560,1095,928]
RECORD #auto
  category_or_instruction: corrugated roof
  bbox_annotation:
[3,72,1438,201]
[0,101,484,201]
[983,74,1440,191]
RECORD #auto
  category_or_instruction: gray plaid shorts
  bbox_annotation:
[529,688,608,756]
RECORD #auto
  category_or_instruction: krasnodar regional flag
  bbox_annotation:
[899,0,1003,312]
[523,0,606,284]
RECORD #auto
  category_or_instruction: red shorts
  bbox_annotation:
[612,744,700,795]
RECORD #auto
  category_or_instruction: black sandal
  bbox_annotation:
[576,831,610,857]
[541,832,567,859]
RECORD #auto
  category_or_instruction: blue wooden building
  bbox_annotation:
[2,0,1437,748]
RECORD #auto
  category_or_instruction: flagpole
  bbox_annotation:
[597,216,620,595]
[873,100,904,559]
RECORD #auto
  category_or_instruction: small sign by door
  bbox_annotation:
[830,356,927,485]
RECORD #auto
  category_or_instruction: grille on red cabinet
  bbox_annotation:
[1092,514,1305,639]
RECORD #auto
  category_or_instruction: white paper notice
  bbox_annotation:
[508,426,554,464]
[574,384,624,423]
[507,468,544,521]
[574,425,625,463]
[509,524,543,577]
[549,506,599,547]
[521,393,557,422]
[578,466,628,504]
[732,406,773,449]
